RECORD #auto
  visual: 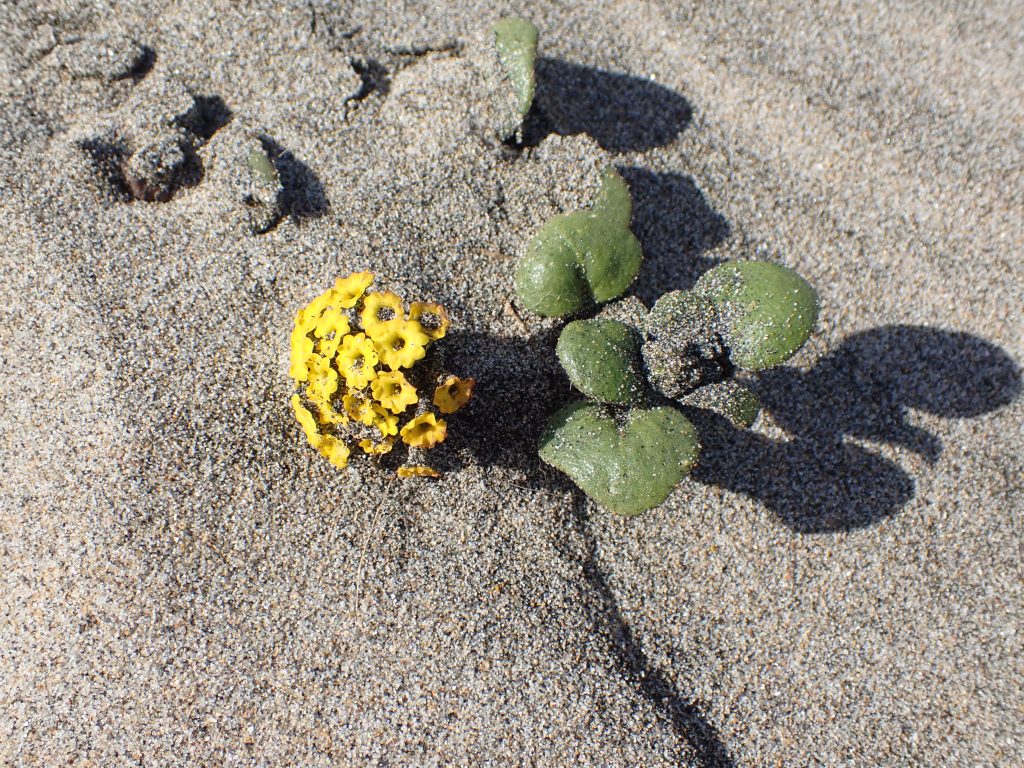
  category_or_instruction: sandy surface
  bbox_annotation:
[1,1,1021,765]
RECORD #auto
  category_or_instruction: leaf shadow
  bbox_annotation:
[523,57,693,153]
[618,166,731,304]
[258,134,330,223]
[691,325,1022,532]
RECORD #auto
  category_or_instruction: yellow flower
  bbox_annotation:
[433,376,475,414]
[336,332,379,389]
[359,437,395,455]
[313,308,351,358]
[409,301,450,340]
[314,307,350,338]
[289,325,315,381]
[371,403,399,437]
[306,353,339,402]
[317,435,351,469]
[343,390,376,426]
[288,275,459,472]
[290,394,322,448]
[295,287,334,332]
[334,271,375,308]
[309,393,348,426]
[317,334,342,360]
[400,413,447,449]
[372,319,430,370]
[360,291,406,337]
[371,370,419,414]
[397,465,440,478]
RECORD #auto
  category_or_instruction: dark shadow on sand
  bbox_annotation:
[258,134,330,223]
[446,321,1020,535]
[691,325,1022,532]
[440,132,1018,756]
[445,322,1022,531]
[565,498,737,767]
[618,166,730,304]
[517,58,693,153]
[80,93,232,203]
[439,323,1018,759]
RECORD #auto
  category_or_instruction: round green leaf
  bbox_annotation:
[694,260,819,370]
[514,247,589,318]
[556,319,646,405]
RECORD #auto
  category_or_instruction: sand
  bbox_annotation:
[1,1,1021,765]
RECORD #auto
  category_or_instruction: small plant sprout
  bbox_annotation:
[517,170,820,515]
[244,145,283,233]
[641,290,728,399]
[289,273,473,478]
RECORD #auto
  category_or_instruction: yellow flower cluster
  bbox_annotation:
[289,272,473,477]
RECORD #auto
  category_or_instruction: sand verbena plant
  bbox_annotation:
[289,272,473,478]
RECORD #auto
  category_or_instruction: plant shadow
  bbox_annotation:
[565,496,738,767]
[691,325,1022,532]
[521,57,693,153]
[438,324,1017,760]
[443,117,1016,752]
[258,134,330,223]
[618,166,730,304]
[439,329,735,765]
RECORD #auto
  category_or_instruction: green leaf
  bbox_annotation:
[246,147,278,186]
[515,167,642,317]
[539,402,700,516]
[556,319,646,405]
[693,260,819,370]
[681,380,761,428]
[492,18,539,119]
[591,164,632,229]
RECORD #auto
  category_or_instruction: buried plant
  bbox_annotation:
[516,168,819,515]
[288,272,474,478]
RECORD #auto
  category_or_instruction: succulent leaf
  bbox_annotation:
[246,147,278,186]
[244,146,283,232]
[681,380,761,428]
[591,163,633,229]
[492,17,539,120]
[539,401,700,516]
[515,167,642,317]
[693,260,818,370]
[556,319,646,405]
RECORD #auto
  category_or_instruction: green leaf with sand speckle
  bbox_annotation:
[556,319,646,405]
[682,380,762,428]
[246,147,278,186]
[539,401,700,516]
[694,260,818,370]
[492,17,539,119]
[515,167,642,317]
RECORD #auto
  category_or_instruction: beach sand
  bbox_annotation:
[1,1,1021,764]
